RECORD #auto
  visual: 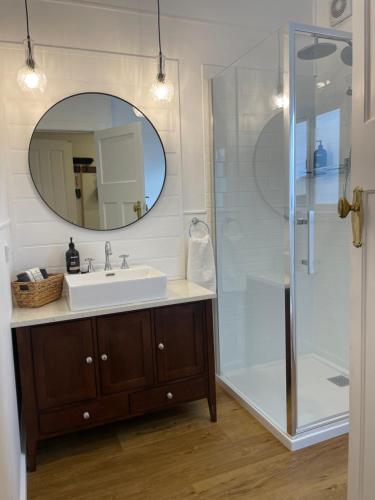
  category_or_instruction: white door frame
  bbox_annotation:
[348,1,375,498]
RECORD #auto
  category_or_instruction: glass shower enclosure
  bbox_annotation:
[212,23,352,448]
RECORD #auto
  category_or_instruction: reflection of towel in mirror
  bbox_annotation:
[187,234,216,292]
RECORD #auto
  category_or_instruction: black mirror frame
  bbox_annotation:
[28,91,167,231]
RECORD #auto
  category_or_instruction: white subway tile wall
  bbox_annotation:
[0,44,185,279]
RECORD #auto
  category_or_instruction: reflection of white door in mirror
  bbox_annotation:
[29,139,78,224]
[95,122,145,229]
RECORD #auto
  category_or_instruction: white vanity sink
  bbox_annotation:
[65,266,167,311]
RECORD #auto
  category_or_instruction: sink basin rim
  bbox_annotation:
[65,266,166,288]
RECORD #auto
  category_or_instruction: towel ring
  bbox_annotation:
[189,217,210,238]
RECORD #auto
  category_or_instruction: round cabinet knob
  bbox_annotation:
[158,343,165,351]
[83,412,90,420]
[86,356,93,365]
[166,392,174,400]
[101,354,108,362]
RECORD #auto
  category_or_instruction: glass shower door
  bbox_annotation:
[212,29,289,433]
[293,31,352,430]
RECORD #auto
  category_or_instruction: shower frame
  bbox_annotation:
[212,22,352,448]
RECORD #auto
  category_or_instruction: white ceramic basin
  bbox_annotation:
[65,266,167,311]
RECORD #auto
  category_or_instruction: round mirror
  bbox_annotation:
[29,92,166,230]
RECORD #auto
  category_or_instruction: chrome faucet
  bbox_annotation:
[104,241,112,271]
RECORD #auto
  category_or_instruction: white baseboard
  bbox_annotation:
[19,451,26,500]
[19,425,27,500]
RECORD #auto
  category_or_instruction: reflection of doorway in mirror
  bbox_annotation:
[95,122,145,229]
[32,131,101,229]
[29,138,77,223]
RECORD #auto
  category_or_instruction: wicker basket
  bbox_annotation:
[12,273,64,308]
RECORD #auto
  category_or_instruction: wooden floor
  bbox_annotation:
[28,386,348,500]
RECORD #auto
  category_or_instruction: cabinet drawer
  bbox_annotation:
[39,394,129,435]
[130,378,207,415]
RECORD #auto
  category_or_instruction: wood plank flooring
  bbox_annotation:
[28,386,348,500]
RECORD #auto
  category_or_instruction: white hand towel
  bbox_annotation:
[187,234,216,292]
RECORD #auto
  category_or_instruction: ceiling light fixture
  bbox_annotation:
[316,79,331,89]
[17,0,46,92]
[150,0,174,103]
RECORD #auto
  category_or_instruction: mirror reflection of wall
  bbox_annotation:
[29,93,166,231]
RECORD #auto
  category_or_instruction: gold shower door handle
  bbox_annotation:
[133,200,142,219]
[338,186,364,248]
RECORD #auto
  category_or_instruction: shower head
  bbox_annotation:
[341,44,353,66]
[297,37,337,61]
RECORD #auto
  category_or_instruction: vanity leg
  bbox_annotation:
[26,439,37,472]
[208,395,217,423]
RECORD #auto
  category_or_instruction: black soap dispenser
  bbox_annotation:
[66,237,80,274]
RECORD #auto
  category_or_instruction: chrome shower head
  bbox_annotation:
[297,37,337,60]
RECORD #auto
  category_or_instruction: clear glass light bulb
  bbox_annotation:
[150,53,174,103]
[17,64,47,92]
[150,78,174,102]
[17,39,47,92]
[272,93,289,110]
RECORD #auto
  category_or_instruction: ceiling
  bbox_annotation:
[58,0,314,31]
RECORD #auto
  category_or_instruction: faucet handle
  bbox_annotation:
[85,257,95,273]
[105,241,112,255]
[119,254,130,269]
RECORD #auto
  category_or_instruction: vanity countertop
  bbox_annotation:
[11,279,216,328]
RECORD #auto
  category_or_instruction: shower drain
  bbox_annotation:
[327,375,350,387]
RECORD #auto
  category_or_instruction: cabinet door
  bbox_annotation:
[155,303,205,383]
[97,311,154,395]
[31,320,97,410]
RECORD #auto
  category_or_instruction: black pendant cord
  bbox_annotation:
[24,0,35,68]
[277,29,282,92]
[25,0,31,38]
[157,0,164,81]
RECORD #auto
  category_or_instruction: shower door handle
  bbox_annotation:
[299,210,315,274]
[307,209,315,275]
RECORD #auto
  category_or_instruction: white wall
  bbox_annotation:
[0,95,22,500]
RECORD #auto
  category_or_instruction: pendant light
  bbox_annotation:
[17,0,47,92]
[150,0,174,103]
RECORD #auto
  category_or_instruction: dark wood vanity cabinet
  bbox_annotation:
[96,310,154,394]
[14,300,216,471]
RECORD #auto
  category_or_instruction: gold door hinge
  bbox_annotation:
[338,186,364,248]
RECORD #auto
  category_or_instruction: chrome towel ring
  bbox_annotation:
[189,217,210,238]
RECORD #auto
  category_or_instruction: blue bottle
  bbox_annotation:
[314,140,327,170]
